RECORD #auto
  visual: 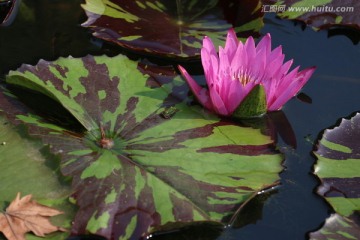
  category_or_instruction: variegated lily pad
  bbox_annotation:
[309,213,360,240]
[81,0,264,58]
[0,55,283,239]
[262,0,360,30]
[311,113,360,239]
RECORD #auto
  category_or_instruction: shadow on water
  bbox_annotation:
[1,1,360,239]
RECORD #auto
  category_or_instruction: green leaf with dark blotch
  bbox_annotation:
[81,0,264,58]
[0,116,74,240]
[232,85,267,119]
[262,0,360,30]
[314,112,360,217]
[0,55,283,240]
[309,213,360,240]
[311,113,360,239]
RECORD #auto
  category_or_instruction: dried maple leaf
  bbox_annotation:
[0,192,66,240]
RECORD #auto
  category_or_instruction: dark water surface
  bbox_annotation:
[1,1,360,240]
[222,14,360,239]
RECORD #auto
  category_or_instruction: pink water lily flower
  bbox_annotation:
[178,29,316,116]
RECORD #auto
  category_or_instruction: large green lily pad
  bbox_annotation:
[0,116,74,240]
[81,0,264,58]
[262,0,360,30]
[0,55,283,239]
[311,113,360,239]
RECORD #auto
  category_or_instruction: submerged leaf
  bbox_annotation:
[81,0,264,58]
[0,55,283,239]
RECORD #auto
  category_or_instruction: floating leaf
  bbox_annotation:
[312,113,360,239]
[309,213,360,240]
[262,0,360,30]
[314,113,360,216]
[0,55,283,239]
[0,115,74,240]
[81,0,264,58]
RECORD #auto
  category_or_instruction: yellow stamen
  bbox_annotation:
[232,70,253,86]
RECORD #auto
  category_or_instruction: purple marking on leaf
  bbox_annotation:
[152,166,254,216]
[316,113,360,160]
[77,56,121,120]
[170,193,195,221]
[318,177,360,198]
[19,62,71,98]
[129,123,228,153]
[53,65,69,79]
[115,96,140,137]
[82,0,264,58]
[198,144,277,155]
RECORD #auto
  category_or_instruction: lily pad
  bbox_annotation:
[0,55,283,239]
[309,213,360,240]
[0,116,74,240]
[312,113,360,239]
[81,0,264,58]
[262,0,360,30]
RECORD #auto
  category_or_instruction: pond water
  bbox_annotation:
[0,1,360,240]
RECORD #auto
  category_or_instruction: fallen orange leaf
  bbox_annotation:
[0,192,66,240]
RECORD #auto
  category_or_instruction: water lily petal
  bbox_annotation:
[277,66,301,91]
[251,48,267,83]
[266,60,294,105]
[201,47,218,87]
[267,46,283,64]
[268,65,300,108]
[201,47,213,76]
[224,28,238,61]
[256,33,271,55]
[268,66,315,110]
[209,86,229,115]
[227,80,256,114]
[245,36,256,66]
[231,41,246,74]
[283,66,316,95]
[203,36,217,57]
[218,47,231,98]
[178,65,213,111]
[267,53,285,80]
[278,59,294,77]
[210,54,219,84]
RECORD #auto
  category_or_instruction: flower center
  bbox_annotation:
[232,70,253,86]
[99,125,114,149]
[84,124,127,154]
